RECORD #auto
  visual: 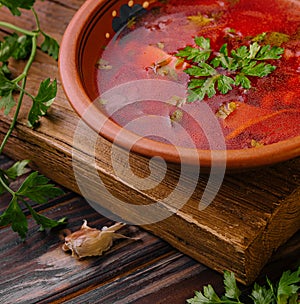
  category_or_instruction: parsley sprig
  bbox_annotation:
[187,267,300,304]
[0,1,66,239]
[176,36,284,102]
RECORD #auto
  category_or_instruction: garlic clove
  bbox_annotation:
[62,220,130,259]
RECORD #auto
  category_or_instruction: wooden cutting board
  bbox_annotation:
[0,0,299,285]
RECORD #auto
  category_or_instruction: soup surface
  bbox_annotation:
[96,0,300,150]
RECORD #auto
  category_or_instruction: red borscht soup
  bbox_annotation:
[95,0,300,150]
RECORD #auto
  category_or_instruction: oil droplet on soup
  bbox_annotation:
[95,0,300,150]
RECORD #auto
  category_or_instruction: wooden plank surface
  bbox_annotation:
[0,0,299,291]
[0,153,299,303]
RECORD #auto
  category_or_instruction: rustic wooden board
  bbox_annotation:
[0,153,299,303]
[0,0,299,285]
[0,159,205,303]
[0,154,299,303]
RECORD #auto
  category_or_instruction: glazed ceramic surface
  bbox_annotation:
[59,0,300,170]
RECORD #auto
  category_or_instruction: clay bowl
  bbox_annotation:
[59,0,300,171]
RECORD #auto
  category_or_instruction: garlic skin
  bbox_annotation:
[62,221,128,258]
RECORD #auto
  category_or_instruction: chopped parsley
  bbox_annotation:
[170,109,183,123]
[216,101,237,119]
[187,13,213,26]
[262,32,290,47]
[251,139,264,147]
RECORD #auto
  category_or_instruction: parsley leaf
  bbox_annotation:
[0,33,32,62]
[176,36,283,101]
[41,32,60,60]
[256,44,284,60]
[231,45,249,60]
[249,42,261,59]
[0,0,36,16]
[28,78,57,127]
[12,35,32,60]
[250,283,274,304]
[217,75,235,94]
[224,270,241,300]
[0,197,28,239]
[17,171,64,204]
[0,34,19,62]
[0,163,66,239]
[241,62,276,77]
[186,63,217,77]
[0,71,17,115]
[187,267,300,304]
[0,71,17,95]
[276,268,300,303]
[25,203,67,231]
[4,159,30,180]
[177,37,212,63]
[0,159,29,194]
[0,90,16,115]
[0,62,11,77]
[187,285,221,303]
[235,74,251,89]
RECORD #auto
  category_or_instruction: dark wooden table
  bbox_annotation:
[0,153,299,303]
[0,1,299,303]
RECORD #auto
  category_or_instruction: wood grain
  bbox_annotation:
[0,154,299,304]
[0,0,299,287]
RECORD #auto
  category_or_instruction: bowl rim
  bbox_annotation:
[59,0,300,170]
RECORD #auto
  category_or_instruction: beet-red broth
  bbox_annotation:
[96,0,300,150]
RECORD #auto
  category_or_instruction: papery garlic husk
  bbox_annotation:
[62,220,129,258]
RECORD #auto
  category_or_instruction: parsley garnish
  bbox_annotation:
[176,36,284,102]
[187,13,213,26]
[0,1,66,239]
[187,267,300,304]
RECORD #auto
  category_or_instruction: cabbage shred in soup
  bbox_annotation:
[96,0,300,150]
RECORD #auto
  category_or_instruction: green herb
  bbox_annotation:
[262,32,290,47]
[251,139,264,147]
[176,36,284,102]
[252,32,267,43]
[187,267,300,304]
[0,0,35,16]
[187,13,213,26]
[40,32,60,60]
[127,17,136,29]
[28,78,57,127]
[170,109,183,123]
[0,165,66,239]
[0,1,66,239]
[216,101,237,119]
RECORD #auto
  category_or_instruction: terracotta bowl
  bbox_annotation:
[59,0,300,170]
